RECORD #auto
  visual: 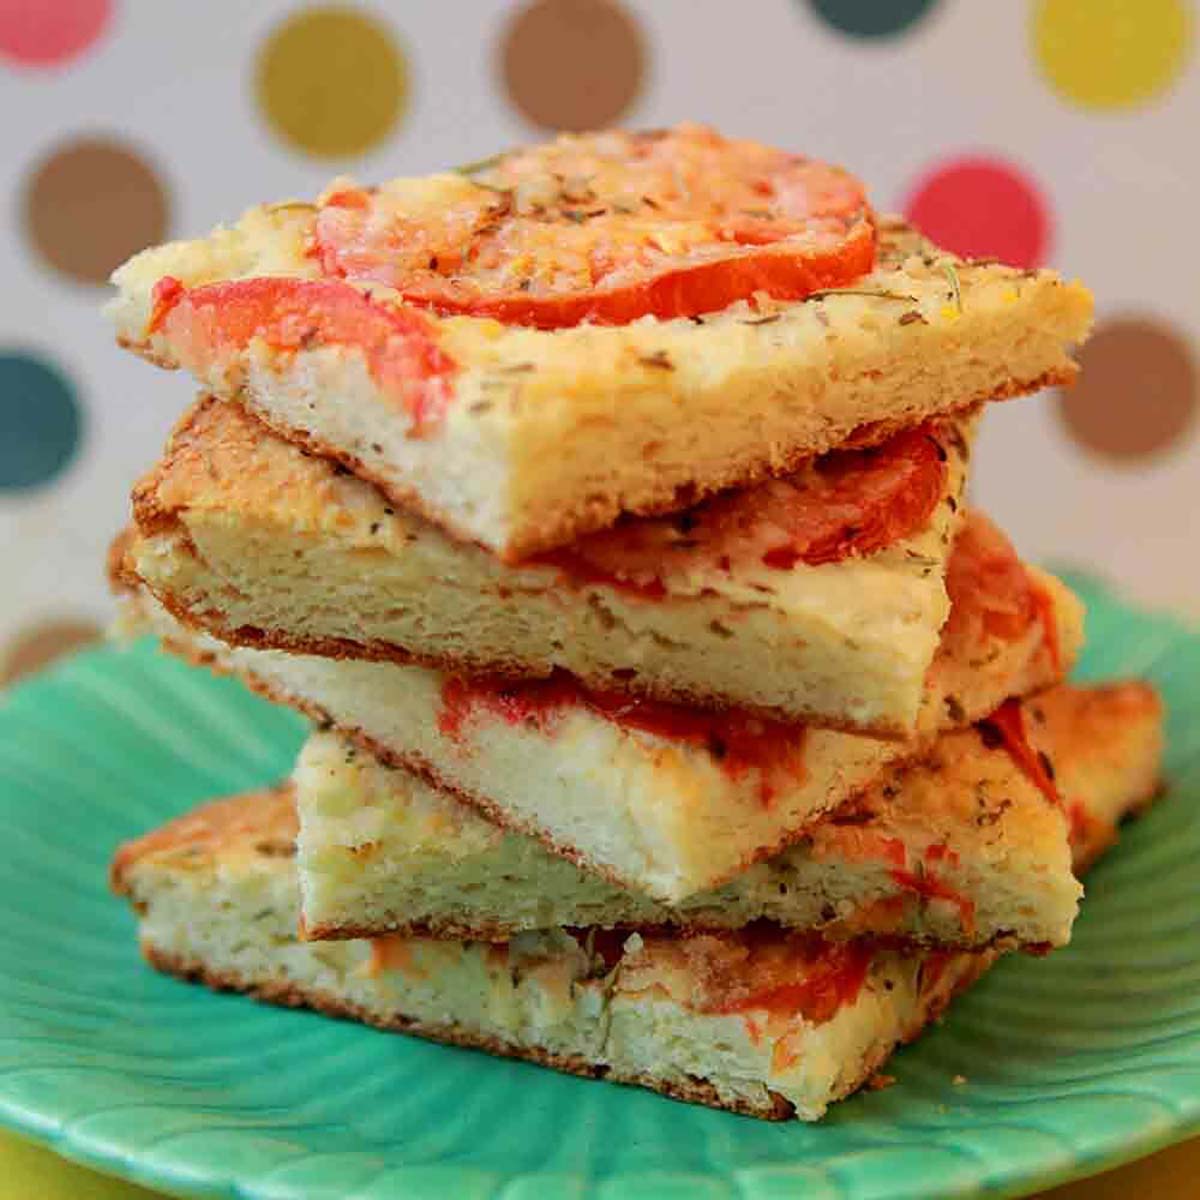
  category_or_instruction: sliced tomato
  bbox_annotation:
[888,866,977,936]
[541,423,948,591]
[689,931,875,1020]
[822,827,909,870]
[312,123,875,328]
[980,699,1060,807]
[1067,799,1096,848]
[438,672,805,805]
[146,276,456,434]
[943,511,1059,663]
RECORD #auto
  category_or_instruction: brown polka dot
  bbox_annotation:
[1,618,102,686]
[501,0,646,132]
[1057,318,1197,461]
[23,138,169,285]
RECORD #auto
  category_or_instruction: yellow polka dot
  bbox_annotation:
[1033,0,1192,111]
[255,7,407,158]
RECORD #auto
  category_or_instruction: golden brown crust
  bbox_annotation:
[237,377,1063,564]
[110,786,296,895]
[105,527,138,594]
[113,511,1081,748]
[226,393,507,560]
[1070,782,1162,874]
[116,397,1068,735]
[140,941,795,1119]
[1029,680,1165,859]
[118,538,943,740]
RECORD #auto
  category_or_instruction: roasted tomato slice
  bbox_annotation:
[944,511,1059,666]
[312,123,876,328]
[543,423,948,590]
[146,276,456,434]
[980,699,1060,807]
[677,930,875,1021]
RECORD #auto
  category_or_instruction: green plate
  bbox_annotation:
[0,577,1197,1200]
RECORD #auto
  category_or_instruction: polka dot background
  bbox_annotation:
[902,156,1051,268]
[0,0,112,68]
[1057,317,1197,461]
[0,352,83,490]
[501,0,646,132]
[23,137,169,284]
[0,0,1198,684]
[1033,0,1191,111]
[255,7,408,158]
[805,0,940,40]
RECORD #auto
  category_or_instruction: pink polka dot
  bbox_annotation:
[0,0,112,67]
[902,156,1052,268]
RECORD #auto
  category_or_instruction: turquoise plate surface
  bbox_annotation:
[0,577,1197,1199]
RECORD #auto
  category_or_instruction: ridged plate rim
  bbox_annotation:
[0,574,1197,1200]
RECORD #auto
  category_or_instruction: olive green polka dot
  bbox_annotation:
[255,7,407,158]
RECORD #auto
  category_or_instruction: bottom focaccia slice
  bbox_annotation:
[294,683,1164,945]
[113,512,1085,903]
[111,786,993,1121]
[110,725,1150,1124]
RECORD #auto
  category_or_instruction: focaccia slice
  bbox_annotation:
[108,126,1091,562]
[114,514,1084,902]
[110,713,1147,1123]
[111,786,994,1122]
[294,683,1163,945]
[125,397,973,732]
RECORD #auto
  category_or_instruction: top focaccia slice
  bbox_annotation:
[107,131,1092,560]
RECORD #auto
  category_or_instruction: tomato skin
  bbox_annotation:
[403,220,877,329]
[888,866,977,936]
[944,512,1058,662]
[312,125,877,329]
[437,671,805,805]
[695,933,875,1022]
[146,276,456,434]
[980,699,1060,807]
[541,423,949,592]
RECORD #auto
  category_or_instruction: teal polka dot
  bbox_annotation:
[0,353,83,491]
[806,0,939,38]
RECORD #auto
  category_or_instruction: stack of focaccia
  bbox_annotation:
[105,125,1164,1120]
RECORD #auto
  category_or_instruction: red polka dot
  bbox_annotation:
[902,156,1052,268]
[0,0,112,67]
